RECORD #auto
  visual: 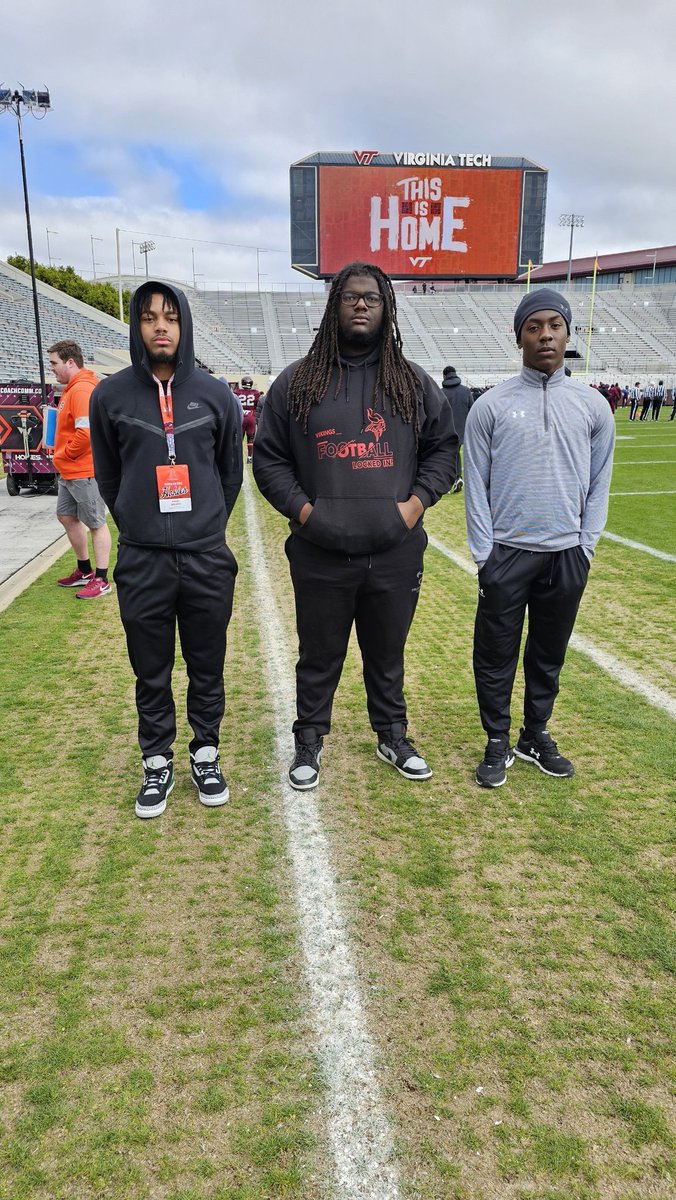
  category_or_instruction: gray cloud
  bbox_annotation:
[2,0,674,283]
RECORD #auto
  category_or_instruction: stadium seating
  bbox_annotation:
[2,259,675,389]
[0,258,128,379]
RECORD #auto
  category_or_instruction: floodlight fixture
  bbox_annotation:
[138,240,155,277]
[0,83,53,404]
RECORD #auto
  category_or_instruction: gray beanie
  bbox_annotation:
[514,289,572,342]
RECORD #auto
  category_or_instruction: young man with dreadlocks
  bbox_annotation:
[253,262,457,789]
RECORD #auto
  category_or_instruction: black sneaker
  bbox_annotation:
[377,727,432,780]
[190,746,230,806]
[514,729,575,777]
[288,734,323,790]
[135,755,174,819]
[475,736,515,788]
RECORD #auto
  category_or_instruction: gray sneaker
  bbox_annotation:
[289,735,323,790]
[377,729,432,780]
[136,755,174,818]
[190,746,230,806]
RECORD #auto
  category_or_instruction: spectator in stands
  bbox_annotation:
[639,381,654,421]
[441,365,473,493]
[253,261,457,790]
[232,375,261,463]
[90,283,242,819]
[464,288,615,789]
[652,381,665,420]
[48,340,112,600]
[628,381,641,421]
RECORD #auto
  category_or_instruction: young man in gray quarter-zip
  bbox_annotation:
[464,289,615,788]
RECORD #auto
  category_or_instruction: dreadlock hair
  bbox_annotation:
[287,261,422,434]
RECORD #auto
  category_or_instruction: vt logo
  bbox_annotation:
[409,257,432,267]
[353,149,378,165]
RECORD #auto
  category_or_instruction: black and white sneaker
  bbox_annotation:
[377,727,432,780]
[475,736,515,788]
[514,729,575,777]
[190,746,230,806]
[451,476,464,494]
[288,735,323,790]
[136,755,174,819]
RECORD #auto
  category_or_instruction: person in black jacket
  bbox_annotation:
[253,261,457,790]
[441,366,473,493]
[90,282,243,819]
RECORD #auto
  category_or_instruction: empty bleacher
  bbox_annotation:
[0,259,129,380]
[3,260,676,389]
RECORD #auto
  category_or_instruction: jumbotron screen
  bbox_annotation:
[290,152,548,280]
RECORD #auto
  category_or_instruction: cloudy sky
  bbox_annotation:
[2,0,674,289]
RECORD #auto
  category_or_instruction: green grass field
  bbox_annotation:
[0,409,673,1199]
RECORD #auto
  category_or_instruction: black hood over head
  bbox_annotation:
[129,280,195,386]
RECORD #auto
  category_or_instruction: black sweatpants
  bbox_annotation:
[473,544,590,739]
[286,526,426,738]
[114,542,237,757]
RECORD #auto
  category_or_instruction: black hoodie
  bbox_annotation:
[90,282,242,552]
[252,350,458,555]
[441,370,473,443]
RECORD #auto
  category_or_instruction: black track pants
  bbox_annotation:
[473,544,590,739]
[286,527,426,738]
[114,542,237,757]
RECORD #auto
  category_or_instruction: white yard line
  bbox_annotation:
[243,472,401,1200]
[427,534,676,720]
[601,531,676,563]
[610,490,676,496]
[612,459,676,465]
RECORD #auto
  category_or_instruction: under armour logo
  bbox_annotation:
[511,410,526,418]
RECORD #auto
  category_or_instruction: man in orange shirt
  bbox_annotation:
[49,340,112,599]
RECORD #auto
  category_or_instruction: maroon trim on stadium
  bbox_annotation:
[518,245,676,282]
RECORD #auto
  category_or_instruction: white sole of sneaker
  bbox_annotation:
[193,781,230,807]
[376,747,432,780]
[288,775,319,791]
[135,778,174,818]
[513,748,574,777]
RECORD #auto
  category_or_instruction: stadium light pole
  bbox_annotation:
[0,85,52,405]
[559,213,584,291]
[90,234,103,281]
[46,227,58,267]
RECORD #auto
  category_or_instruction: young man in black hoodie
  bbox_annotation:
[90,283,243,818]
[253,262,457,790]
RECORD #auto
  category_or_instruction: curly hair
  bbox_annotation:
[287,262,421,434]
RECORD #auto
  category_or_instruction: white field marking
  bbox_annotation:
[610,490,676,496]
[427,534,676,720]
[601,531,676,563]
[242,473,401,1200]
[613,459,676,465]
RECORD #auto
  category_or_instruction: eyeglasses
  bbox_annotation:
[339,290,383,308]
